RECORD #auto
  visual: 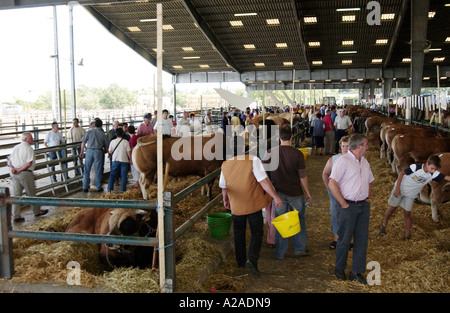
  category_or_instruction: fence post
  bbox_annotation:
[0,187,14,278]
[163,191,175,293]
[33,127,39,150]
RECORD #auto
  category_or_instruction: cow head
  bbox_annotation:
[108,209,150,236]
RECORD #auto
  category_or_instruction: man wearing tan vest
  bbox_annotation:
[219,147,282,275]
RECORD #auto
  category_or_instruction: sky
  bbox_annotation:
[0,4,176,103]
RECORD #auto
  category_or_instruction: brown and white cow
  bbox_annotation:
[66,208,157,268]
[391,134,450,174]
[365,116,401,135]
[132,133,225,200]
[419,153,450,222]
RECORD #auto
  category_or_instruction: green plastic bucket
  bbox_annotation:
[207,213,232,238]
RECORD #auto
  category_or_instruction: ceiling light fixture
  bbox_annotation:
[244,44,256,49]
[183,56,200,59]
[229,20,243,27]
[342,59,353,64]
[303,16,317,23]
[433,57,446,62]
[376,39,388,45]
[276,43,288,48]
[255,63,265,67]
[127,26,141,32]
[266,19,280,25]
[342,40,354,46]
[336,8,361,12]
[140,18,157,22]
[342,15,356,22]
[372,58,383,63]
[312,60,323,65]
[308,41,321,47]
[402,57,411,63]
[338,50,357,54]
[234,13,257,17]
[283,61,294,66]
[182,47,194,51]
[381,13,395,20]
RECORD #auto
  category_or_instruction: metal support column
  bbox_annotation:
[0,188,13,278]
[410,0,430,97]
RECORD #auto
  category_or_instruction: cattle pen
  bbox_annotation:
[0,162,223,293]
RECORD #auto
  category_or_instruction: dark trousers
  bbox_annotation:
[232,210,263,267]
[335,129,348,153]
[335,201,370,274]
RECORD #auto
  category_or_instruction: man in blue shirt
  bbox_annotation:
[80,118,108,192]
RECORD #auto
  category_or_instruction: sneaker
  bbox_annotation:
[34,209,49,217]
[335,269,346,280]
[246,260,260,275]
[349,272,367,285]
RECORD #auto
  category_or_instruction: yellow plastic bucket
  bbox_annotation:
[299,148,308,160]
[271,210,301,238]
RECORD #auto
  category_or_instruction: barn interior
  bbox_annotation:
[0,0,449,295]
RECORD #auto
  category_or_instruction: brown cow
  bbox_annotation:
[66,208,157,268]
[132,133,224,200]
[382,124,442,163]
[391,135,450,174]
[365,116,401,135]
[419,153,450,222]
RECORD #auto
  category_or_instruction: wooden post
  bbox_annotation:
[437,65,441,125]
[291,69,295,128]
[156,3,166,293]
[0,187,13,278]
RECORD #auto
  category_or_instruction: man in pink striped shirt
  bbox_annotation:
[329,133,374,284]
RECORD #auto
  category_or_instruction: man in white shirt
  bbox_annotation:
[204,110,213,134]
[44,122,68,182]
[154,109,173,137]
[8,132,48,222]
[334,110,353,154]
[107,128,132,193]
[68,118,86,176]
[176,112,190,137]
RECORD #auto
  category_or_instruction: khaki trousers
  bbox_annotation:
[10,171,40,218]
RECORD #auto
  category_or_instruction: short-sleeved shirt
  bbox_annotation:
[44,131,65,147]
[396,163,445,198]
[219,156,267,188]
[137,122,155,137]
[334,115,352,130]
[154,118,173,135]
[81,127,108,150]
[108,138,131,163]
[322,115,333,132]
[9,141,36,172]
[330,151,374,201]
[264,145,306,197]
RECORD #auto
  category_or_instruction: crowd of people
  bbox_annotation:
[9,103,435,286]
[309,104,360,156]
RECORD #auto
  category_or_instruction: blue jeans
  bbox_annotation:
[82,149,104,190]
[328,189,339,235]
[107,161,129,192]
[335,201,370,274]
[273,193,307,259]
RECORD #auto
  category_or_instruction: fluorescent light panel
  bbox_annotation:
[183,56,200,59]
[173,65,183,69]
[342,15,356,22]
[140,18,157,22]
[342,59,352,64]
[303,16,317,23]
[266,19,280,25]
[336,8,361,12]
[182,47,194,51]
[308,41,320,47]
[162,24,174,30]
[312,60,323,65]
[244,44,256,49]
[342,40,354,46]
[283,62,294,66]
[434,57,445,62]
[127,26,141,32]
[381,13,395,20]
[372,58,383,63]
[254,63,265,67]
[376,39,388,45]
[276,43,288,48]
[199,65,210,68]
[229,20,243,27]
[428,11,436,18]
[234,13,257,16]
[338,50,357,54]
[402,57,411,63]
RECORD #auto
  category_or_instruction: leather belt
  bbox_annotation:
[345,199,366,204]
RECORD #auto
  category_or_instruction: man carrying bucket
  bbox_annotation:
[219,140,282,275]
[328,134,374,284]
[263,124,312,259]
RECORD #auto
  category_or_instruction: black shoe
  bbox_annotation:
[96,188,104,192]
[349,272,367,285]
[246,260,260,275]
[82,189,89,193]
[335,269,347,280]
